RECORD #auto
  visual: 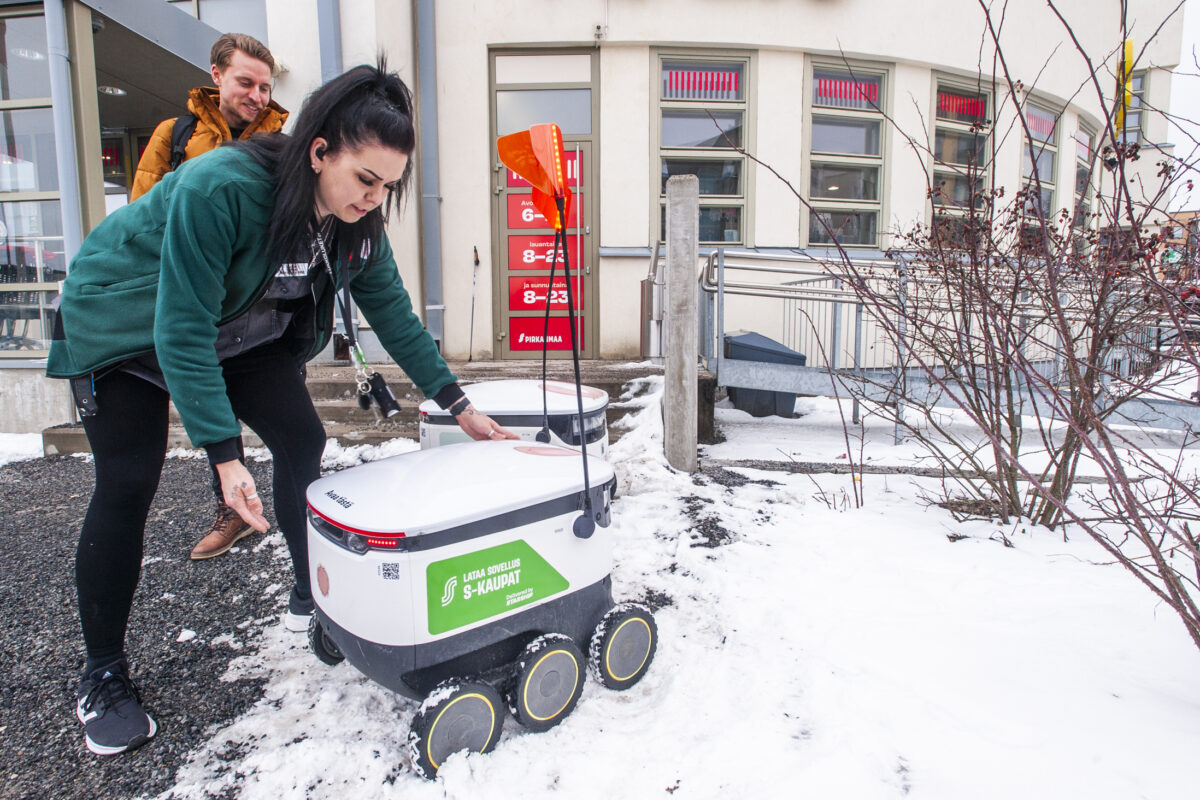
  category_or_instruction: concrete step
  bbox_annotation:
[166,398,393,427]
[303,359,711,437]
[42,420,421,457]
[302,360,658,402]
[165,392,642,429]
[42,360,713,457]
[43,407,631,457]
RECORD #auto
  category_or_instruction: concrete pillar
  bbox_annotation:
[664,175,699,472]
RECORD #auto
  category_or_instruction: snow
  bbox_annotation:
[0,433,43,466]
[4,377,1200,798]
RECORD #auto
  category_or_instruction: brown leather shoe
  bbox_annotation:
[190,502,255,560]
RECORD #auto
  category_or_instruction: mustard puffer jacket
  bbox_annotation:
[130,86,288,200]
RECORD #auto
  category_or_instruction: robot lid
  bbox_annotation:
[306,439,616,537]
[418,379,608,417]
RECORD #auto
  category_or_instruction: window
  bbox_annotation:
[0,9,61,358]
[1021,104,1058,221]
[1119,71,1146,146]
[497,89,591,136]
[659,57,748,244]
[1073,126,1095,235]
[931,83,990,248]
[1096,227,1136,268]
[807,65,885,247]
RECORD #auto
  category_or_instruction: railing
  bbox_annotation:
[697,249,897,372]
[640,239,664,361]
[691,247,1200,438]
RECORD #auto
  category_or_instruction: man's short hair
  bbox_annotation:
[211,33,274,74]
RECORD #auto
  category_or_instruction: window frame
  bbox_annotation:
[656,51,753,246]
[1072,124,1096,234]
[804,58,890,249]
[0,5,61,360]
[930,78,993,248]
[1020,101,1060,224]
[1119,70,1146,146]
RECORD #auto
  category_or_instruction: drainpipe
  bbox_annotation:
[44,0,83,263]
[316,0,342,83]
[414,0,445,348]
[315,0,346,347]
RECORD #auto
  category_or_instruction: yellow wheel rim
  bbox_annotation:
[606,617,653,682]
[425,692,497,770]
[522,649,580,722]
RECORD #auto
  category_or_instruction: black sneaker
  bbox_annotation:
[75,658,157,755]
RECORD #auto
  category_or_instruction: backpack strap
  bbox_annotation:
[168,113,198,172]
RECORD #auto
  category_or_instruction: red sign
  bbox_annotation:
[506,194,580,230]
[508,276,583,311]
[507,234,582,270]
[507,150,583,188]
[509,316,584,351]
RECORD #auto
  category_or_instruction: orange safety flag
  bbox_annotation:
[497,123,573,231]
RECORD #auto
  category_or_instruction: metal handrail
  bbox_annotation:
[697,248,1158,324]
[688,246,1192,442]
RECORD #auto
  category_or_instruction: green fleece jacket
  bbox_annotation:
[48,146,456,451]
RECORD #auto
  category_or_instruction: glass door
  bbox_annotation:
[495,141,594,358]
[490,50,598,359]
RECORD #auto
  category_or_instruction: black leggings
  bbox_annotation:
[76,352,325,662]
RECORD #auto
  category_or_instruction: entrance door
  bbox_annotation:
[495,142,595,358]
[491,51,598,359]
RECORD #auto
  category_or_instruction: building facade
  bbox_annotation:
[0,0,1185,431]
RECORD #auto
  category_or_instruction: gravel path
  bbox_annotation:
[0,454,295,800]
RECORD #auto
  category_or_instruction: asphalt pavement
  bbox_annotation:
[0,454,293,800]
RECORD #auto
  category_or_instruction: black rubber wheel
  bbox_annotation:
[407,680,503,779]
[507,634,585,732]
[308,616,344,666]
[589,603,657,690]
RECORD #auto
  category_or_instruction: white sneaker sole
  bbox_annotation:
[284,611,312,632]
[79,710,158,756]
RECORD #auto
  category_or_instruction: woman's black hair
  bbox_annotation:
[233,58,416,274]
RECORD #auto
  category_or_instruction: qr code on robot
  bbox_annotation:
[378,563,400,581]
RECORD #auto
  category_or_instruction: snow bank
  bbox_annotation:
[155,378,1200,799]
[0,433,44,467]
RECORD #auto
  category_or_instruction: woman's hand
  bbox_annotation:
[454,403,519,441]
[215,459,271,532]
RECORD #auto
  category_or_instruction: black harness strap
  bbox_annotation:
[168,114,199,172]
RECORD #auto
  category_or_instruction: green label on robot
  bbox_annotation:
[426,539,569,634]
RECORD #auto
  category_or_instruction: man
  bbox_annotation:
[131,33,288,560]
[131,33,287,199]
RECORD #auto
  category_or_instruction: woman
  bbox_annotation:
[47,63,514,756]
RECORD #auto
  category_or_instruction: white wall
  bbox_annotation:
[600,45,651,248]
[264,2,322,122]
[595,44,652,356]
[264,0,424,329]
[273,0,1186,360]
[753,49,803,247]
[0,372,74,435]
[887,61,935,240]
